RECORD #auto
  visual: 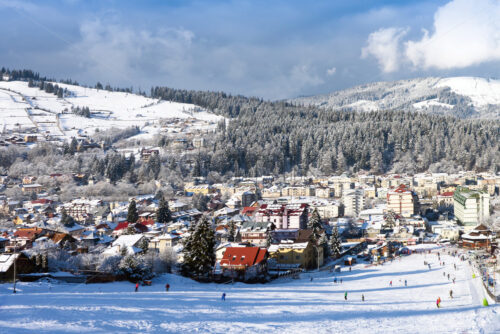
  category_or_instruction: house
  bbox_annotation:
[13,228,46,248]
[240,221,270,247]
[149,233,180,253]
[219,247,268,281]
[268,240,323,270]
[140,148,159,162]
[460,224,494,250]
[0,253,36,281]
[21,183,44,194]
[103,234,146,256]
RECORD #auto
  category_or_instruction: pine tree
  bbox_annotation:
[266,231,273,248]
[227,221,236,242]
[157,197,172,224]
[181,217,216,279]
[127,200,139,223]
[308,209,323,240]
[329,226,342,258]
[60,208,74,227]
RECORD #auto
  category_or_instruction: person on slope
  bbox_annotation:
[449,290,453,299]
[221,292,226,301]
[389,281,392,287]
[166,283,170,292]
[135,282,139,292]
[436,297,441,308]
[404,280,407,287]
[362,294,365,302]
[344,291,348,300]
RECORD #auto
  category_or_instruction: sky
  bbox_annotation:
[1,0,500,99]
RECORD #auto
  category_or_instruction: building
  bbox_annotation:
[460,224,493,250]
[343,189,364,217]
[386,185,419,218]
[219,247,268,281]
[240,221,269,247]
[254,203,308,230]
[268,240,323,270]
[453,187,490,230]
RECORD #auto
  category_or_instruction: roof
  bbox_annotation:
[14,228,44,240]
[114,222,130,231]
[439,192,455,197]
[0,253,19,273]
[112,234,144,248]
[220,247,267,267]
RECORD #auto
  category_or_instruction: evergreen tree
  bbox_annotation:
[308,209,323,240]
[227,221,236,242]
[265,231,273,248]
[127,200,139,223]
[181,217,216,279]
[60,208,74,227]
[329,226,342,258]
[157,197,172,224]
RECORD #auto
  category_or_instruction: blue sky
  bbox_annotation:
[1,0,500,99]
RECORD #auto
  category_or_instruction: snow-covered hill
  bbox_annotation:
[0,80,223,139]
[293,77,500,119]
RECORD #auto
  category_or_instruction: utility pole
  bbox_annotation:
[13,237,17,294]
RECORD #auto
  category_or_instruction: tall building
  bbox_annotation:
[343,189,364,217]
[453,187,490,230]
[386,184,419,218]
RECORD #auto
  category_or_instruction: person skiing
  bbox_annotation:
[340,278,343,284]
[452,278,456,284]
[447,274,450,280]
[349,266,352,272]
[221,292,226,301]
[166,283,170,292]
[362,294,365,302]
[310,276,313,282]
[135,282,139,292]
[344,291,348,300]
[389,281,392,287]
[449,290,453,299]
[404,280,407,287]
[334,277,337,284]
[428,264,431,270]
[436,297,441,308]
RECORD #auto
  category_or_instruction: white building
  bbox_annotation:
[453,187,490,231]
[343,189,364,218]
[386,185,419,218]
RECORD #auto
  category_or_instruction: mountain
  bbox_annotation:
[292,77,500,119]
[0,80,222,140]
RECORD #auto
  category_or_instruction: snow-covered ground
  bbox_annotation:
[0,248,498,333]
[0,80,223,140]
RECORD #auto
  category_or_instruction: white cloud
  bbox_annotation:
[326,67,337,76]
[405,0,500,69]
[361,27,408,73]
[363,0,500,73]
[66,20,194,85]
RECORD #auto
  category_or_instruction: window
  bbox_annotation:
[280,255,284,260]
[296,256,300,260]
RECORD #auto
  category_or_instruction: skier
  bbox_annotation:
[404,280,407,287]
[135,282,139,292]
[362,294,365,302]
[428,264,431,270]
[334,277,337,284]
[166,283,170,292]
[443,272,445,277]
[436,297,441,308]
[349,266,352,272]
[449,290,453,299]
[340,278,343,284]
[452,278,455,284]
[389,281,392,287]
[447,274,450,280]
[310,277,313,282]
[344,291,348,300]
[221,292,226,301]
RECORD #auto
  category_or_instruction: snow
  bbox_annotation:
[436,77,500,107]
[413,99,454,109]
[0,80,224,139]
[0,246,498,333]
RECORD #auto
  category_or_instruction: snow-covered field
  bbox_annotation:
[0,80,223,139]
[0,248,498,333]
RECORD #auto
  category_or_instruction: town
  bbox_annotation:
[1,169,498,293]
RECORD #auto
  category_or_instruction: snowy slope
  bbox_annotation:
[293,77,500,119]
[0,247,497,333]
[0,80,223,139]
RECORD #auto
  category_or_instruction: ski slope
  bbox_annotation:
[0,248,498,333]
[0,80,223,139]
